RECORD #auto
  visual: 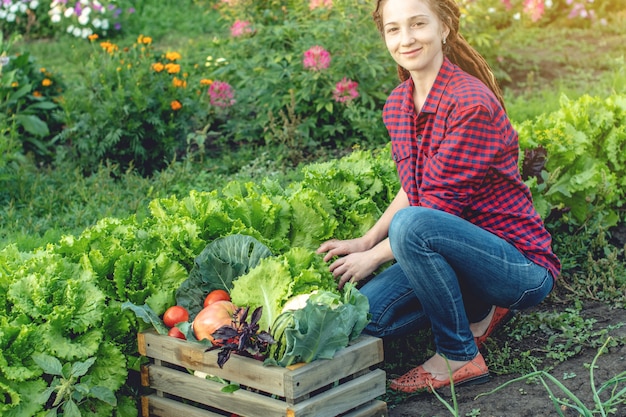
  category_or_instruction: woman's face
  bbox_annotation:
[381,0,449,79]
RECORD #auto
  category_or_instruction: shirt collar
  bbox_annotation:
[400,57,455,114]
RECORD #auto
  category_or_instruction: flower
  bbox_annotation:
[165,51,182,61]
[170,100,182,111]
[208,81,235,108]
[523,0,545,22]
[303,45,331,71]
[333,77,359,103]
[172,77,187,88]
[165,63,181,74]
[100,41,118,54]
[309,0,332,11]
[152,62,165,72]
[33,91,42,97]
[88,33,99,41]
[42,78,53,87]
[230,20,253,37]
[200,78,213,86]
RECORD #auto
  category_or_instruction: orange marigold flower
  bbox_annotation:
[165,63,181,74]
[40,68,46,73]
[33,91,42,97]
[42,78,52,87]
[11,81,19,87]
[88,34,99,41]
[152,62,165,72]
[172,77,187,88]
[100,41,119,54]
[165,51,182,61]
[200,78,213,86]
[170,100,182,111]
[142,36,152,44]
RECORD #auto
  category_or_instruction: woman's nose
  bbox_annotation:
[400,28,415,45]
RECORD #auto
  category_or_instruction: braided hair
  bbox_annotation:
[372,0,505,109]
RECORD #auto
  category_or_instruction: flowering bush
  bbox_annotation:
[49,0,135,38]
[207,0,392,161]
[0,0,134,39]
[54,34,213,175]
[0,33,65,162]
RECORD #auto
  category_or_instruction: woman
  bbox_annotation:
[316,0,560,393]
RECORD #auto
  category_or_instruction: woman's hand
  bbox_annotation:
[317,238,383,289]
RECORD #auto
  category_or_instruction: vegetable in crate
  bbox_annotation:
[208,306,276,368]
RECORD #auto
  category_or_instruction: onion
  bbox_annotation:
[192,300,239,343]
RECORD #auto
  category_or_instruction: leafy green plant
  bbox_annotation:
[33,354,117,417]
[1,33,65,163]
[55,35,212,175]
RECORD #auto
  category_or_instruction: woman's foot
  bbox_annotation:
[471,306,514,346]
[389,352,490,393]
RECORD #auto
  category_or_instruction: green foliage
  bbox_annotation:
[207,0,392,156]
[56,36,215,175]
[517,93,626,228]
[0,33,65,164]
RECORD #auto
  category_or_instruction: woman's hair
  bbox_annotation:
[372,0,505,109]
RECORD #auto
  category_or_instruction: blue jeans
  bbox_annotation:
[360,207,554,361]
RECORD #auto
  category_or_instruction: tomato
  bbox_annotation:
[203,289,231,308]
[163,305,189,328]
[192,300,239,344]
[168,326,186,340]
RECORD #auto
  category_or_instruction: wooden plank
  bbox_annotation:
[287,369,387,417]
[141,395,223,417]
[146,364,289,416]
[341,400,388,417]
[140,330,290,397]
[284,335,384,400]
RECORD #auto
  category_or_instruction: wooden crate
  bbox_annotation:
[138,330,388,417]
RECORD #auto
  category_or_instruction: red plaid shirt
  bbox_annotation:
[383,58,560,279]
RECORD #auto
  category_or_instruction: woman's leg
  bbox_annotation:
[388,207,554,362]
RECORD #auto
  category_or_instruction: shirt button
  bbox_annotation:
[417,134,423,142]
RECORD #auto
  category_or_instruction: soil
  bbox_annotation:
[384,300,626,417]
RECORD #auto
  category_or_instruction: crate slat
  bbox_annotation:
[141,396,222,417]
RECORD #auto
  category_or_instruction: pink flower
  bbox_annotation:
[523,0,545,22]
[500,0,513,10]
[333,77,359,103]
[230,20,253,37]
[208,81,235,108]
[303,46,331,71]
[309,0,333,11]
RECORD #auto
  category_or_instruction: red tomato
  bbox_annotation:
[168,326,186,340]
[203,289,231,308]
[193,300,239,344]
[163,305,189,328]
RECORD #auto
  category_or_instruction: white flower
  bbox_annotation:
[30,1,39,9]
[78,14,89,25]
[7,12,16,22]
[92,17,101,28]
[101,19,109,30]
[488,7,495,13]
[50,13,61,22]
[72,26,82,37]
[82,6,91,16]
[513,12,521,20]
[81,27,92,38]
[64,8,74,17]
[9,4,18,13]
[545,0,553,7]
[18,3,28,13]
[67,25,74,33]
[0,11,6,20]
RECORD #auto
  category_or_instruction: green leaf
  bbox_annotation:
[220,384,240,393]
[89,386,117,406]
[62,399,81,417]
[15,114,49,137]
[32,353,63,376]
[71,357,96,378]
[120,302,169,335]
[176,234,272,319]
